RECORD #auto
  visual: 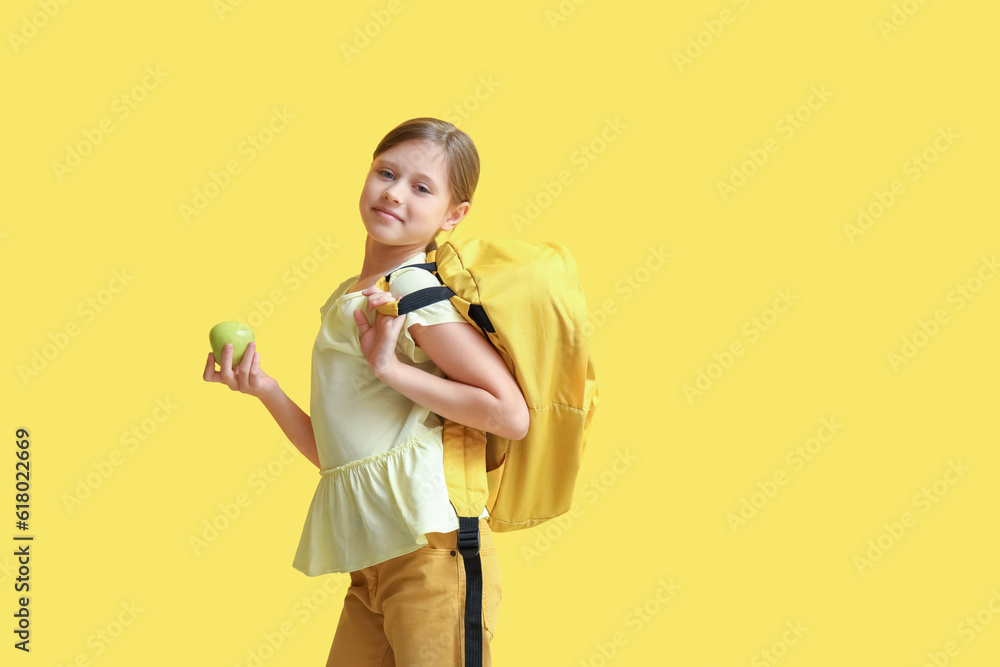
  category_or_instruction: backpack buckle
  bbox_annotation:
[457,516,480,558]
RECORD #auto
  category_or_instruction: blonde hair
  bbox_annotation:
[372,117,480,253]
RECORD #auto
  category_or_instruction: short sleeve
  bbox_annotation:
[319,276,357,320]
[318,292,338,319]
[388,266,467,363]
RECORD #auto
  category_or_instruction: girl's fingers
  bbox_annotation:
[353,308,369,332]
[219,345,242,390]
[240,342,256,372]
[247,349,262,389]
[378,311,406,337]
[220,344,233,376]
[205,352,232,386]
[365,293,395,312]
[239,343,257,388]
[204,353,220,382]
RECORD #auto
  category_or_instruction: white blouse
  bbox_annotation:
[292,251,468,576]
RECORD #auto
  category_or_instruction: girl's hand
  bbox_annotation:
[353,285,406,380]
[203,341,279,400]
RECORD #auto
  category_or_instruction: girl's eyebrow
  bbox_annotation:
[376,159,438,187]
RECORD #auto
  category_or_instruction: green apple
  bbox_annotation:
[209,321,255,369]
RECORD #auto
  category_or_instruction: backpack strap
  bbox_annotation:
[374,262,452,317]
[380,263,492,667]
[376,264,495,334]
[386,261,438,278]
[458,515,483,667]
[443,420,490,667]
[395,286,456,314]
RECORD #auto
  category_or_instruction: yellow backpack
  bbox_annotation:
[376,237,598,667]
[377,237,599,530]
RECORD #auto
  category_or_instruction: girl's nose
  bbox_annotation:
[383,184,401,203]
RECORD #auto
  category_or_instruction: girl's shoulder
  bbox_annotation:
[319,274,362,319]
[387,264,439,299]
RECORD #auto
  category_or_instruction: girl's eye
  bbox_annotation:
[377,168,428,193]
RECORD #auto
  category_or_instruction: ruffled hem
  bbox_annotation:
[292,428,459,576]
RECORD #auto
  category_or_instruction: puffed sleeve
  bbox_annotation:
[388,266,467,363]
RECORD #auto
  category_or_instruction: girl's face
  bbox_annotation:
[358,139,468,251]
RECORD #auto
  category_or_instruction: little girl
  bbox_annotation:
[203,117,528,666]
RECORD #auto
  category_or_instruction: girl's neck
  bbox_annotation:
[351,236,426,292]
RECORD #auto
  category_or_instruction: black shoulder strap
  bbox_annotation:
[394,286,456,315]
[384,262,454,315]
[457,516,483,667]
[384,262,438,282]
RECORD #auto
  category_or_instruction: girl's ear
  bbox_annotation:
[442,201,470,231]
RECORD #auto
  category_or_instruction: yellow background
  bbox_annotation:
[3,0,999,665]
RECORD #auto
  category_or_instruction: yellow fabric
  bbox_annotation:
[292,251,470,576]
[390,239,600,532]
[441,420,489,519]
[325,518,501,666]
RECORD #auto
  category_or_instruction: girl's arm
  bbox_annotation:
[258,385,321,469]
[204,342,321,469]
[390,321,529,440]
[354,289,529,441]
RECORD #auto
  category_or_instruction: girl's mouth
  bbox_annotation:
[374,207,402,222]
